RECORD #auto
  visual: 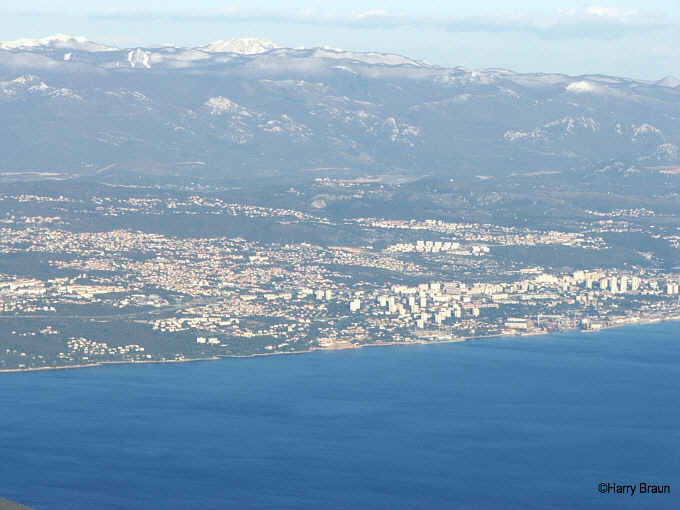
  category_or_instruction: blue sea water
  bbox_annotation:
[0,323,678,510]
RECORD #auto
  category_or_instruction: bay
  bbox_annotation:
[1,322,678,509]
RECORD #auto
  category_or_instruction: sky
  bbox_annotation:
[1,1,679,80]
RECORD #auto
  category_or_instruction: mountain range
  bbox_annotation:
[1,34,679,185]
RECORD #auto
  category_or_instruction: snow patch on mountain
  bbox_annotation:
[654,143,679,159]
[295,47,424,67]
[259,114,312,142]
[435,70,498,87]
[565,81,602,93]
[28,81,49,93]
[637,143,680,166]
[369,117,421,146]
[323,107,378,129]
[632,123,662,138]
[0,75,41,98]
[128,49,151,69]
[0,75,81,101]
[563,80,628,98]
[655,76,680,88]
[0,34,118,52]
[48,88,83,100]
[503,129,546,141]
[499,88,522,98]
[504,73,572,88]
[333,65,358,75]
[201,38,278,54]
[204,97,252,117]
[613,123,664,142]
[577,75,628,85]
[1,33,83,48]
[545,116,599,133]
[202,97,311,143]
[106,48,220,69]
[260,79,325,95]
[504,116,598,141]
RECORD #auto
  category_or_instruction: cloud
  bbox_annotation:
[450,6,675,38]
[177,8,415,29]
[644,45,680,58]
[2,8,67,18]
[88,8,170,22]
[88,6,679,39]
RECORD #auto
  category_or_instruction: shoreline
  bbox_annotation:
[2,315,679,374]
[0,356,223,374]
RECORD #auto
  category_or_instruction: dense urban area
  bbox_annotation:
[1,177,679,371]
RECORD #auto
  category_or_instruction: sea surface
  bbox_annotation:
[1,323,678,509]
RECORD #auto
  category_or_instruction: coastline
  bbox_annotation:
[0,356,222,374]
[2,314,679,374]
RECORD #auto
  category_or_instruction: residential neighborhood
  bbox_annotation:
[1,181,678,370]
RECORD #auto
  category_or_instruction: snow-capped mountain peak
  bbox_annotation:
[655,76,680,88]
[0,33,118,52]
[0,34,678,181]
[565,81,602,94]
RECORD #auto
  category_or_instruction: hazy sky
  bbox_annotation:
[2,1,679,80]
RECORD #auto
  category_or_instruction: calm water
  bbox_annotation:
[1,323,678,509]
